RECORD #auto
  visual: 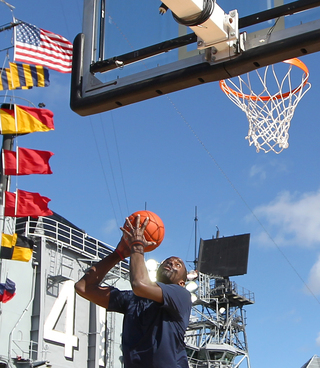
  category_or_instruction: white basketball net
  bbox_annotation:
[220,59,311,153]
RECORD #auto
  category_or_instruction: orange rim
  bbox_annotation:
[219,58,309,101]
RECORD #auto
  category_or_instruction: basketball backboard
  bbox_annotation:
[70,0,320,116]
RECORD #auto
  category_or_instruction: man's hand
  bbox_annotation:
[120,214,156,249]
[121,214,163,303]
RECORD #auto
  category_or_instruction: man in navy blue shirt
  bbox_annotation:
[75,215,191,368]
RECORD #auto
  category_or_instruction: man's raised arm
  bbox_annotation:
[122,215,164,304]
[74,238,129,308]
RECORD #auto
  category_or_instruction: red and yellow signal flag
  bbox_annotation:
[0,104,54,135]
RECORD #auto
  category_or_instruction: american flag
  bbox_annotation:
[14,21,73,73]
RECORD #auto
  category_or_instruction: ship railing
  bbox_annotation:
[15,216,129,273]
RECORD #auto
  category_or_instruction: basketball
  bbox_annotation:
[123,210,165,252]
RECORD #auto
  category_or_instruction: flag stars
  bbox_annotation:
[16,23,41,46]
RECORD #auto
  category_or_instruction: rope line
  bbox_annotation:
[90,120,122,234]
[100,115,124,223]
[110,112,130,216]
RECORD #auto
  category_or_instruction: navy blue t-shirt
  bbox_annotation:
[108,282,191,368]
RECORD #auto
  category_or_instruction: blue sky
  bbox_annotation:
[1,1,320,367]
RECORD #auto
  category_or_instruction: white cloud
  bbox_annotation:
[251,189,320,297]
[249,164,266,180]
[103,218,117,234]
[251,189,320,247]
[317,332,320,347]
[249,160,288,181]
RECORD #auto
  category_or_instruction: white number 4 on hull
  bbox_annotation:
[44,280,78,358]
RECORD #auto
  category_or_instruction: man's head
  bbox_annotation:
[156,256,188,287]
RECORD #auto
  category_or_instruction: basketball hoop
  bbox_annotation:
[219,58,311,153]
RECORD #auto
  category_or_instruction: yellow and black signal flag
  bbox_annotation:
[0,233,34,262]
[0,67,29,90]
[0,62,50,91]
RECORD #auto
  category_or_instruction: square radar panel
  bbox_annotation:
[197,233,250,277]
[71,0,320,116]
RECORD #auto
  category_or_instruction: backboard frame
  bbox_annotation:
[70,0,320,116]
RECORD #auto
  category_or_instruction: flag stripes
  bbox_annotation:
[0,63,49,90]
[0,67,30,90]
[14,21,73,73]
[10,62,50,88]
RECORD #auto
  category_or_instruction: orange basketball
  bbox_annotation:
[123,210,165,252]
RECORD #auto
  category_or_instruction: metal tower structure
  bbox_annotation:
[185,222,254,368]
[185,272,254,368]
